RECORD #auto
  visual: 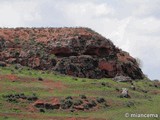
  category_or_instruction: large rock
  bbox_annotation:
[0,27,144,79]
[113,76,132,82]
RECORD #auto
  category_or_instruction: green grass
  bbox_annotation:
[0,65,160,120]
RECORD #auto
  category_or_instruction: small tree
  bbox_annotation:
[136,57,142,68]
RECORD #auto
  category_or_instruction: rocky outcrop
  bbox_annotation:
[0,27,144,79]
[33,96,108,112]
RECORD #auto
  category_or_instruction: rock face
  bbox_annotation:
[0,27,144,79]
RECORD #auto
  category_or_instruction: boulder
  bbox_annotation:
[113,76,132,82]
[121,88,131,98]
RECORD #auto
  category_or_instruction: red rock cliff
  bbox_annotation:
[0,27,144,79]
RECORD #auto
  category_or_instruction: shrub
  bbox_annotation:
[124,101,135,107]
[73,100,83,106]
[96,97,105,103]
[61,99,73,109]
[83,104,89,110]
[14,38,20,44]
[136,57,142,68]
[29,39,36,45]
[0,39,6,51]
[65,96,73,100]
[49,54,56,60]
[38,77,43,81]
[90,100,97,107]
[80,95,87,99]
[39,109,45,113]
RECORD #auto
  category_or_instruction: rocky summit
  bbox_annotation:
[0,27,144,79]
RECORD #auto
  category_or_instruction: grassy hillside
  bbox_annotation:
[0,65,159,120]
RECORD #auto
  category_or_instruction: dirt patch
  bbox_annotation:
[149,90,160,95]
[43,80,66,92]
[0,74,36,82]
[0,74,18,81]
[0,74,66,93]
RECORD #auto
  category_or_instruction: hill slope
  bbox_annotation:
[0,65,159,120]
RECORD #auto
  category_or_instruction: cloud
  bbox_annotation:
[0,0,160,79]
[124,0,160,18]
[0,0,41,27]
[123,17,160,79]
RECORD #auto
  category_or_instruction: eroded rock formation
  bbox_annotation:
[0,27,144,79]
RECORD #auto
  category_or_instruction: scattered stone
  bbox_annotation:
[153,82,160,88]
[113,76,132,82]
[14,64,23,70]
[34,102,44,108]
[73,105,84,111]
[34,101,60,110]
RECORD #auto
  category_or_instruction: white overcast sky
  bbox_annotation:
[0,0,160,80]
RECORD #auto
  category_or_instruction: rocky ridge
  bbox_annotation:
[0,27,144,79]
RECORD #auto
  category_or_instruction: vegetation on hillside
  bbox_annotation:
[0,65,159,120]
